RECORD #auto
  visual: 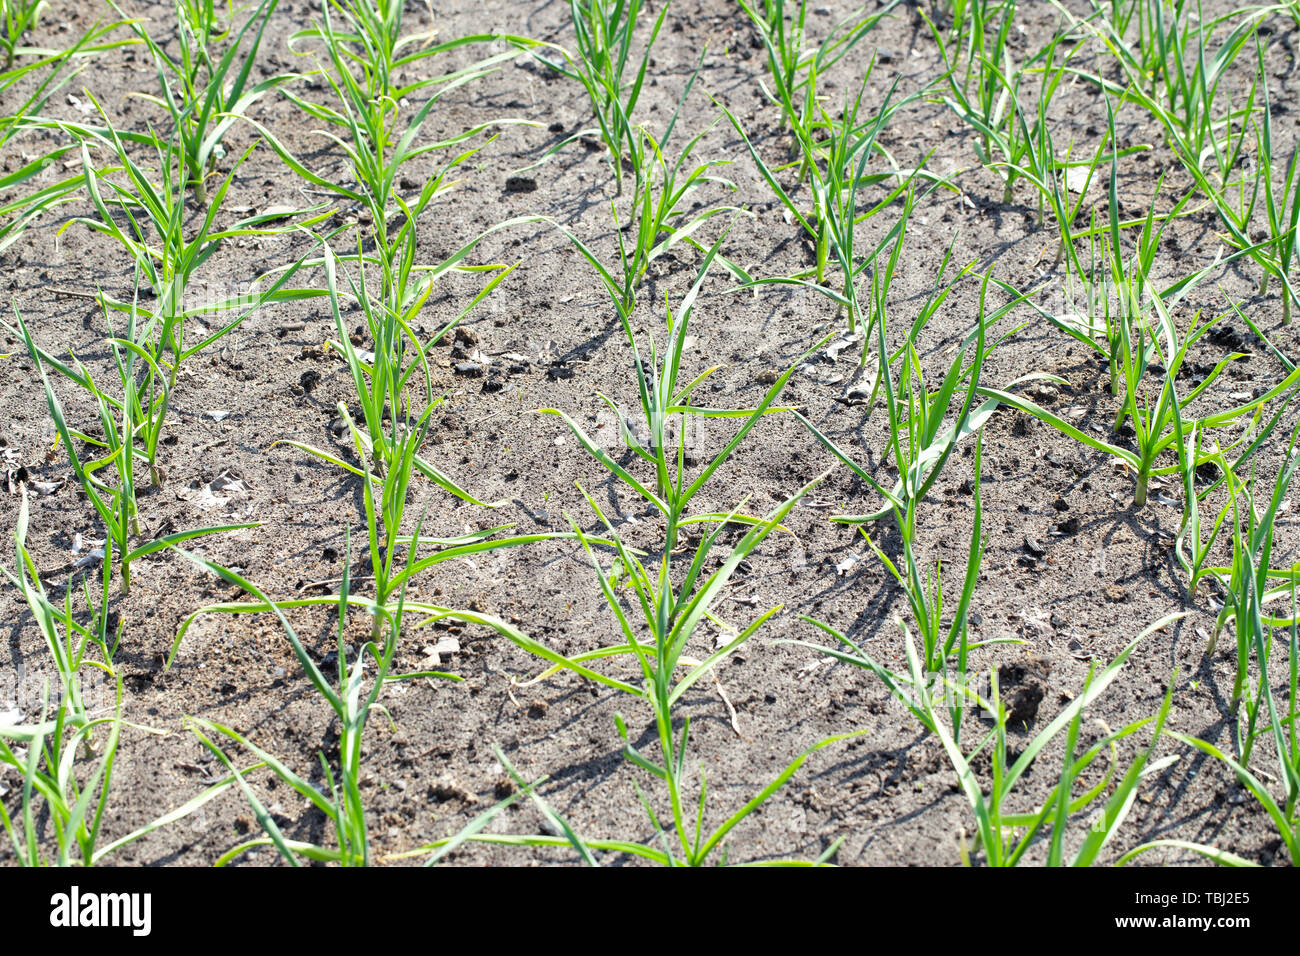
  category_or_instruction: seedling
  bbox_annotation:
[797,608,1183,865]
[740,0,900,143]
[252,0,542,328]
[111,0,285,204]
[988,167,1300,507]
[796,265,1038,530]
[280,238,516,486]
[0,490,228,863]
[179,531,432,866]
[718,64,941,310]
[15,303,257,595]
[533,0,669,195]
[548,55,749,316]
[0,18,138,254]
[541,233,824,518]
[0,0,46,68]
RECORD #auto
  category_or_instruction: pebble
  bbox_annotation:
[1057,515,1081,535]
[839,382,872,405]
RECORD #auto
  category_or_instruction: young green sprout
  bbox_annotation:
[540,232,826,521]
[0,489,225,864]
[798,605,1184,865]
[22,124,327,488]
[1161,475,1300,866]
[0,18,138,254]
[14,299,258,595]
[547,55,749,317]
[796,265,1040,535]
[1200,426,1300,723]
[989,300,1298,509]
[922,0,1026,207]
[280,237,517,486]
[533,0,669,196]
[0,0,47,69]
[938,644,1180,867]
[414,238,866,865]
[250,0,544,342]
[3,487,119,733]
[457,458,859,865]
[740,0,900,144]
[989,133,1300,508]
[795,432,1003,741]
[1240,34,1299,324]
[717,63,943,318]
[170,516,618,866]
[0,675,125,866]
[177,528,447,866]
[110,0,285,204]
[1085,4,1295,321]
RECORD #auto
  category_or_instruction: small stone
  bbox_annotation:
[454,362,483,377]
[840,383,872,405]
[427,777,477,804]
